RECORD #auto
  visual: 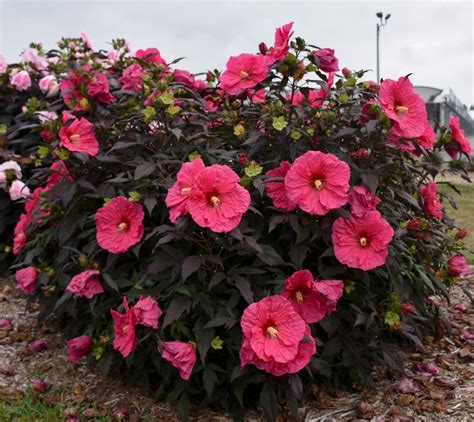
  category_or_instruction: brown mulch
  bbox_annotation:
[0,275,473,421]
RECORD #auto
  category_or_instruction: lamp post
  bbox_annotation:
[376,12,391,82]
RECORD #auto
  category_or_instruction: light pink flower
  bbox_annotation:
[332,211,394,271]
[95,197,144,254]
[161,341,197,381]
[66,270,104,299]
[187,164,251,233]
[10,70,31,91]
[21,48,49,70]
[219,53,269,95]
[347,186,381,217]
[39,75,59,96]
[132,296,162,329]
[420,181,443,219]
[165,158,205,223]
[111,297,137,357]
[284,151,350,215]
[80,32,93,49]
[67,335,93,361]
[265,161,297,211]
[9,180,30,201]
[107,49,120,64]
[15,266,38,294]
[0,160,22,179]
[0,54,7,74]
[379,77,428,138]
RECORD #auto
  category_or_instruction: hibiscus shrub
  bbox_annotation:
[2,25,472,419]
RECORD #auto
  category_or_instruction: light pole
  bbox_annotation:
[376,12,391,82]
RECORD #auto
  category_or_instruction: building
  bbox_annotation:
[414,86,474,151]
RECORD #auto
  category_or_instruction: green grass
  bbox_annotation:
[438,182,474,263]
[0,395,63,422]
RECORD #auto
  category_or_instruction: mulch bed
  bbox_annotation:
[0,275,472,421]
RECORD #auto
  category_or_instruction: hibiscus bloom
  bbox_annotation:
[332,211,394,271]
[95,197,145,253]
[111,297,137,358]
[66,270,104,299]
[447,116,471,159]
[87,73,115,104]
[347,186,381,218]
[67,335,93,362]
[265,161,297,211]
[219,53,269,95]
[448,255,471,277]
[314,48,339,72]
[379,77,427,138]
[284,151,350,215]
[165,158,205,223]
[60,72,88,111]
[46,161,72,189]
[132,296,162,329]
[10,70,31,91]
[240,296,315,376]
[266,22,294,64]
[281,270,343,323]
[420,181,443,218]
[161,341,197,381]
[389,124,435,155]
[59,111,99,156]
[15,266,38,294]
[13,213,30,255]
[119,64,145,91]
[135,48,166,66]
[187,164,251,233]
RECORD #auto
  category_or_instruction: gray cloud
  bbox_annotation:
[1,0,472,106]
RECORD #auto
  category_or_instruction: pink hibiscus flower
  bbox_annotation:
[284,151,350,215]
[132,296,162,329]
[165,158,205,223]
[265,161,297,211]
[161,341,197,381]
[448,116,471,159]
[66,270,104,299]
[95,197,145,254]
[67,335,93,362]
[289,72,335,108]
[281,270,343,323]
[266,22,294,64]
[389,124,435,155]
[187,164,251,233]
[314,48,339,72]
[219,53,269,95]
[332,211,394,271]
[87,73,115,104]
[59,111,99,156]
[46,161,72,189]
[379,77,428,138]
[119,64,145,91]
[448,255,471,277]
[13,213,30,255]
[420,181,443,219]
[135,48,167,66]
[60,72,88,111]
[111,297,137,358]
[347,186,381,217]
[15,266,38,294]
[240,295,315,375]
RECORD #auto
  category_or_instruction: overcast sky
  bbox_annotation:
[0,0,472,106]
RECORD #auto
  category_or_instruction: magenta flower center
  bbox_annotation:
[117,221,129,231]
[239,70,250,79]
[359,236,368,247]
[181,187,191,195]
[69,133,81,143]
[395,105,409,114]
[313,179,323,190]
[209,195,221,208]
[266,326,279,338]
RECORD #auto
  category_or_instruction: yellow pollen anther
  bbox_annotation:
[359,237,367,246]
[118,222,128,231]
[210,196,221,207]
[314,179,323,190]
[239,70,250,79]
[295,291,304,303]
[266,326,278,337]
[395,105,409,114]
[69,134,81,143]
[181,187,191,195]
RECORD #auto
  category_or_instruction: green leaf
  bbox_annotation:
[202,367,218,399]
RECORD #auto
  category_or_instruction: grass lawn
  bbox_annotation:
[438,181,474,263]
